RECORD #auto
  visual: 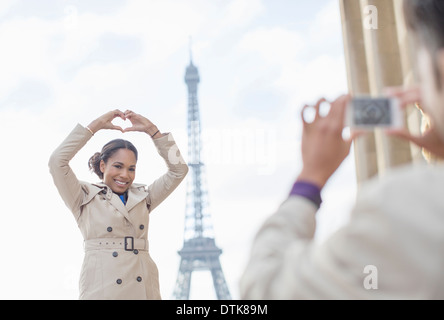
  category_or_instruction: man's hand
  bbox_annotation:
[297,95,354,189]
[385,86,444,159]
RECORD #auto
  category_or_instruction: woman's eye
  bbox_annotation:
[114,165,122,169]
[130,168,135,172]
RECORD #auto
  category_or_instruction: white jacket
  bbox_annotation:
[240,164,444,299]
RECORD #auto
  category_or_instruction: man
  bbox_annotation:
[240,0,444,299]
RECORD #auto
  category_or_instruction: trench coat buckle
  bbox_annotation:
[124,236,134,251]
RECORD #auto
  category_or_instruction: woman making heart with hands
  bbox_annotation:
[86,109,162,138]
[49,109,188,300]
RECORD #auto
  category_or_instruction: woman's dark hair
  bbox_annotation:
[403,0,444,87]
[88,139,138,179]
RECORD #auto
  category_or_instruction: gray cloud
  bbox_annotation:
[57,32,144,81]
[85,32,143,64]
[1,79,53,110]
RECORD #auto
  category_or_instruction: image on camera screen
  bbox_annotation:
[353,98,392,126]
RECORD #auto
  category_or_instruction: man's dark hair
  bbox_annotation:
[404,0,444,87]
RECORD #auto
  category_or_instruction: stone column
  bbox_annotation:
[339,0,379,184]
[360,0,413,175]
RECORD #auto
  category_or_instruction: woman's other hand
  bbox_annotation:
[123,110,161,138]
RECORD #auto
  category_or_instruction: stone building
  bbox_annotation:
[339,0,430,186]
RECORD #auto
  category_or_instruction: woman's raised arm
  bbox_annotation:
[48,109,126,219]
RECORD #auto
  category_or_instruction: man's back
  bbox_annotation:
[240,163,444,299]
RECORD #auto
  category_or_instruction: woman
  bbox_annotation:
[48,109,188,300]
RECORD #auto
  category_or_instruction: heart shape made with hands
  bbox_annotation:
[112,117,132,131]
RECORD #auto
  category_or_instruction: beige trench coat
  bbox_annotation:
[48,124,188,300]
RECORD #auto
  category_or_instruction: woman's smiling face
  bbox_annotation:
[100,148,137,194]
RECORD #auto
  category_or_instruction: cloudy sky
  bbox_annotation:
[0,0,357,299]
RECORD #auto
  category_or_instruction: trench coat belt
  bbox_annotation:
[83,237,148,252]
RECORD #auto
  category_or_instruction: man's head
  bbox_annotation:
[404,0,444,139]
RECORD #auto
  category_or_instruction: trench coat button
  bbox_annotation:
[133,249,139,255]
[139,224,144,230]
[107,227,113,232]
[112,252,118,257]
[136,276,142,282]
[116,279,122,284]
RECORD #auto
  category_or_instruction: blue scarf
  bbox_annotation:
[118,192,128,205]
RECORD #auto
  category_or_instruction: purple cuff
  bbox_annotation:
[289,181,322,208]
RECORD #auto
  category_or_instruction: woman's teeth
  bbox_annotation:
[115,180,128,186]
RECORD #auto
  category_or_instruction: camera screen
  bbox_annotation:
[352,98,392,126]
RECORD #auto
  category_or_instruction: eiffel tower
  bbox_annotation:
[172,53,231,300]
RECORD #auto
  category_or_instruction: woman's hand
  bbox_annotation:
[87,109,126,133]
[385,86,444,159]
[297,95,354,189]
[123,110,162,138]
